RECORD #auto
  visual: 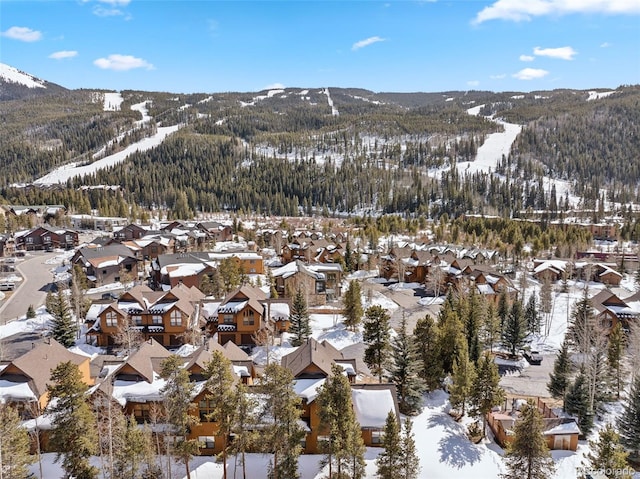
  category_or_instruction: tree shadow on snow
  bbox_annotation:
[428,412,483,468]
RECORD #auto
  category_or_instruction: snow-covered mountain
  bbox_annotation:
[0,63,67,100]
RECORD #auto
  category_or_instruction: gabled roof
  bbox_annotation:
[113,338,172,383]
[76,243,138,261]
[219,285,266,314]
[281,337,350,379]
[351,383,400,429]
[0,338,89,398]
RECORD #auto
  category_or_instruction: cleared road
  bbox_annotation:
[0,252,58,324]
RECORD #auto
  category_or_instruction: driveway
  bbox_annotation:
[0,251,59,324]
[499,353,555,398]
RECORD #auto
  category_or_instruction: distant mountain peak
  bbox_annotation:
[0,63,46,89]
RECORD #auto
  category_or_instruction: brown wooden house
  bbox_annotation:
[14,225,78,251]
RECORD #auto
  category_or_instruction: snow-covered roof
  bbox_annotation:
[293,378,326,403]
[112,375,166,406]
[351,387,396,429]
[269,302,290,321]
[218,300,248,314]
[0,379,37,403]
[544,421,581,436]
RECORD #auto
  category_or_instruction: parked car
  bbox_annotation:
[523,350,543,365]
[0,282,16,291]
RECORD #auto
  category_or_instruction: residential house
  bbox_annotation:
[0,338,93,413]
[72,243,141,287]
[590,288,640,333]
[287,339,400,448]
[113,223,150,241]
[14,225,79,251]
[197,221,233,242]
[488,397,580,451]
[206,285,277,350]
[271,260,343,306]
[85,283,205,348]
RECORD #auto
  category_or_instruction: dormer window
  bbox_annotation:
[105,311,118,327]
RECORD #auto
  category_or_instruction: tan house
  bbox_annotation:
[0,338,93,413]
[271,260,343,306]
[85,283,205,348]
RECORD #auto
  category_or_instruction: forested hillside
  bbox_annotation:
[1,82,639,233]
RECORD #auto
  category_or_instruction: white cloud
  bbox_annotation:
[490,73,507,79]
[1,26,42,42]
[467,80,480,87]
[263,83,286,90]
[520,54,535,61]
[97,0,131,5]
[473,0,640,24]
[49,50,78,60]
[93,54,154,71]
[533,46,577,60]
[600,42,612,47]
[352,36,385,51]
[513,67,549,80]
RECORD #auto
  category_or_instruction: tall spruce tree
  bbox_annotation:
[464,289,484,364]
[203,350,238,479]
[413,315,443,391]
[342,279,364,332]
[569,287,595,356]
[501,399,555,479]
[547,339,572,410]
[470,353,505,437]
[502,300,527,357]
[50,286,77,348]
[399,418,420,479]
[48,361,99,479]
[389,315,426,415]
[607,322,624,399]
[260,363,304,479]
[565,369,594,438]
[113,414,149,479]
[0,404,34,479]
[289,287,311,347]
[449,344,475,417]
[437,298,466,376]
[363,305,392,383]
[317,363,365,478]
[583,423,632,479]
[160,354,201,479]
[376,411,402,479]
[524,295,541,335]
[617,374,640,458]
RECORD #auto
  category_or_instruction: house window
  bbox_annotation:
[132,404,150,423]
[223,314,234,324]
[199,399,215,422]
[371,430,383,444]
[65,235,72,243]
[152,315,163,325]
[44,236,51,243]
[243,309,255,326]
[132,315,142,325]
[316,281,326,294]
[199,436,215,449]
[26,237,33,244]
[170,310,182,327]
[105,311,118,327]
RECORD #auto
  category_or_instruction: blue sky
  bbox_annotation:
[1,0,639,94]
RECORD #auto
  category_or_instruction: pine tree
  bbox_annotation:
[48,361,99,479]
[160,354,201,479]
[0,404,34,479]
[317,363,365,478]
[470,353,505,437]
[50,286,77,348]
[502,300,527,357]
[547,339,572,410]
[26,304,36,319]
[607,322,624,399]
[565,370,594,438]
[363,305,392,383]
[524,295,541,335]
[376,411,402,479]
[289,287,311,347]
[229,383,258,479]
[342,279,363,332]
[389,315,426,415]
[260,363,304,479]
[437,298,466,376]
[482,302,500,353]
[113,414,148,479]
[449,344,475,417]
[501,399,555,479]
[464,289,484,364]
[412,315,443,391]
[497,290,510,333]
[617,374,640,458]
[203,350,238,479]
[569,287,595,356]
[399,418,420,479]
[583,424,632,479]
